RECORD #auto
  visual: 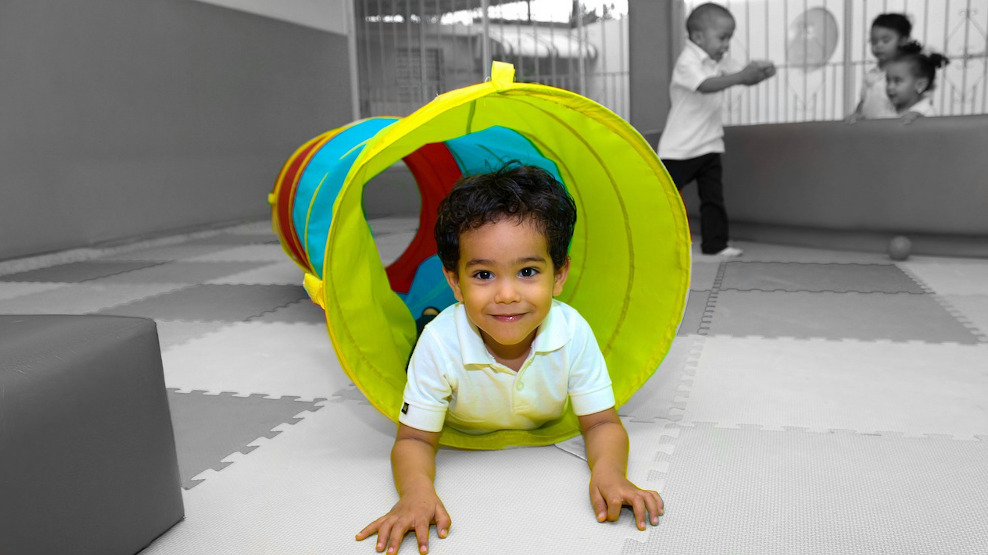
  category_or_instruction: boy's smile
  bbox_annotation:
[443,217,569,368]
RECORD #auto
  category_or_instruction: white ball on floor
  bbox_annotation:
[888,236,911,261]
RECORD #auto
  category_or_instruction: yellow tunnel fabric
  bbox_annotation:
[284,63,691,449]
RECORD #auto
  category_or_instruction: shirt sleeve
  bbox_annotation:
[399,330,452,432]
[566,317,616,416]
[671,53,710,93]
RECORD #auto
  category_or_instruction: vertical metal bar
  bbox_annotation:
[378,0,387,114]
[345,0,361,121]
[533,3,541,83]
[745,0,751,124]
[802,0,808,121]
[578,1,587,95]
[960,0,972,114]
[842,0,855,119]
[942,0,950,114]
[481,0,491,79]
[549,7,558,87]
[418,0,428,102]
[983,0,988,112]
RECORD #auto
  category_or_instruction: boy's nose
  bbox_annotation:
[494,281,521,303]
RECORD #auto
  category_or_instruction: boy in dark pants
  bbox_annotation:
[658,2,775,256]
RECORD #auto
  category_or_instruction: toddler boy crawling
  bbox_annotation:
[357,164,662,554]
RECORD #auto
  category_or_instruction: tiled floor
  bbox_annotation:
[1,218,986,554]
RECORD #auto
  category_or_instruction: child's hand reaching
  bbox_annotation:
[589,470,664,530]
[357,487,451,554]
[740,60,776,85]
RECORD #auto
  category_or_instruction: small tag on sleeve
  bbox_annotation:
[401,402,409,415]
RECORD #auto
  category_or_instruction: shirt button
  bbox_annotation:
[516,382,524,391]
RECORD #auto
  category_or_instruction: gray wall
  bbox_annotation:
[0,0,352,261]
[628,0,683,137]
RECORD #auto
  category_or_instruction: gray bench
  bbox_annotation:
[0,315,184,555]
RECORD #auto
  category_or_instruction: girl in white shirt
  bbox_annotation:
[847,13,916,121]
[884,45,950,123]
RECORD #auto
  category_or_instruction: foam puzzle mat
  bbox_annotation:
[1,222,985,554]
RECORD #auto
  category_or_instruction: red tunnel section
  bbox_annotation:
[386,142,462,294]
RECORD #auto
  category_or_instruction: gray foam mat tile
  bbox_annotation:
[0,283,190,315]
[622,424,988,555]
[708,290,983,343]
[677,290,709,336]
[91,261,266,284]
[941,294,988,339]
[183,233,279,247]
[0,260,162,283]
[689,261,719,291]
[166,389,326,489]
[250,299,327,324]
[720,262,927,294]
[723,241,893,264]
[97,284,307,322]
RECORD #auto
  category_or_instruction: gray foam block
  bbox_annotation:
[0,261,162,283]
[0,315,184,555]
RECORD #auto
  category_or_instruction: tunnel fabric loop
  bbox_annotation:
[269,63,691,449]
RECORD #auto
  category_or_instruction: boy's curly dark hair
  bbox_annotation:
[435,163,577,272]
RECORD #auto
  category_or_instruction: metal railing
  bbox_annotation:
[354,0,630,120]
[683,0,988,124]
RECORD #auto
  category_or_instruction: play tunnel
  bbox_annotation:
[268,62,691,449]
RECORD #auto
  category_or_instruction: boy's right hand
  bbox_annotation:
[356,487,451,554]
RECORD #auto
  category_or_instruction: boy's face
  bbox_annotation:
[443,218,569,363]
[870,26,907,63]
[690,13,735,61]
[885,61,925,109]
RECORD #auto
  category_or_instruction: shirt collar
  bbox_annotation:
[455,301,570,368]
[684,40,717,66]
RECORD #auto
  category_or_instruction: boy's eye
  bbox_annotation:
[473,270,493,280]
[519,267,539,278]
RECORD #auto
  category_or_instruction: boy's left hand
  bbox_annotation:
[589,470,663,530]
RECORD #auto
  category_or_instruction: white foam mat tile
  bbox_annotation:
[900,260,988,295]
[206,260,304,286]
[368,217,419,235]
[161,321,346,401]
[185,244,291,263]
[143,399,657,555]
[0,282,189,315]
[681,336,988,439]
[0,281,65,302]
[98,244,234,262]
[373,231,418,266]
[154,320,234,352]
[619,336,701,424]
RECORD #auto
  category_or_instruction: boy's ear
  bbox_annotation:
[916,77,929,94]
[443,265,464,302]
[552,257,571,297]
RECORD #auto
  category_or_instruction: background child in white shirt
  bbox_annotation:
[885,45,950,123]
[657,2,775,257]
[847,13,915,121]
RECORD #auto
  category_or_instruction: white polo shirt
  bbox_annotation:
[860,65,897,119]
[657,40,742,160]
[400,300,615,435]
